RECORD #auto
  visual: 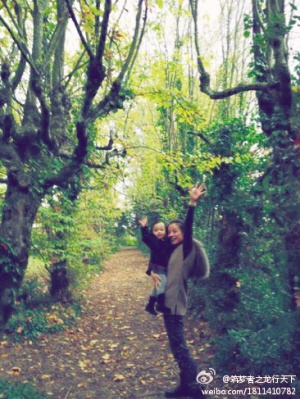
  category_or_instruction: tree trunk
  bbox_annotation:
[50,260,71,302]
[0,176,43,325]
[251,0,300,371]
[208,126,245,332]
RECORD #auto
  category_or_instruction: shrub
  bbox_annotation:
[3,298,81,342]
[0,380,50,399]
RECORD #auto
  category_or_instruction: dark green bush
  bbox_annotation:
[3,298,81,342]
[0,380,50,399]
[205,239,294,376]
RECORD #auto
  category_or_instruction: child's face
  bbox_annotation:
[152,222,166,240]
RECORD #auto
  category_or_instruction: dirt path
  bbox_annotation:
[0,248,212,399]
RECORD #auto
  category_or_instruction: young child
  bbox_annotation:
[139,217,171,315]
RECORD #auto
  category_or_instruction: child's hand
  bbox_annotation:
[189,182,206,203]
[139,216,148,227]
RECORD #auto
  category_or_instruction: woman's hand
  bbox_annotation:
[151,271,161,288]
[139,216,148,227]
[189,182,206,204]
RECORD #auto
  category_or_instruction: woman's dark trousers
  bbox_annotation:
[163,314,198,388]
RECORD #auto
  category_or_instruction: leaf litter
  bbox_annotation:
[0,248,214,398]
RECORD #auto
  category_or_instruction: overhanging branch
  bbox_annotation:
[189,0,278,100]
[201,80,279,100]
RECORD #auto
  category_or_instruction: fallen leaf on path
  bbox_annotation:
[114,374,125,381]
[8,367,21,375]
[78,382,88,388]
[41,374,52,379]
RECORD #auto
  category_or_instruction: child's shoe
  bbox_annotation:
[145,296,157,315]
[156,294,171,313]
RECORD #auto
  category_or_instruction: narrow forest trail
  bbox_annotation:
[0,248,214,399]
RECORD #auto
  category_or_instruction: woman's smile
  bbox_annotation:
[168,223,184,245]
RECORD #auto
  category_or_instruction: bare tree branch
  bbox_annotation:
[189,0,278,100]
[90,0,147,121]
[8,4,27,90]
[2,1,27,42]
[96,0,112,62]
[252,0,266,33]
[95,0,101,38]
[96,138,114,151]
[64,53,88,89]
[64,0,93,59]
[188,131,212,145]
[117,0,147,83]
[0,16,39,76]
[42,1,74,72]
[125,0,148,79]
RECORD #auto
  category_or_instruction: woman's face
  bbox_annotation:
[168,223,184,245]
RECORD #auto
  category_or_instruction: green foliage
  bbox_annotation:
[0,0,298,383]
[31,180,123,293]
[0,238,20,281]
[182,119,296,377]
[228,312,294,374]
[206,212,293,375]
[3,294,81,342]
[0,381,50,399]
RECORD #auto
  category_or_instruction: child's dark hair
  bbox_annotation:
[152,220,166,230]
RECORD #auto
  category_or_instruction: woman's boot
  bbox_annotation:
[165,371,206,398]
[165,384,205,398]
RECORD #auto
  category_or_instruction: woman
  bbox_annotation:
[151,182,208,399]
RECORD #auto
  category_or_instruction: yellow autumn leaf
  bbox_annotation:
[78,360,90,369]
[114,374,125,382]
[78,382,88,388]
[9,367,21,375]
[127,336,137,341]
[41,374,52,379]
[81,345,91,351]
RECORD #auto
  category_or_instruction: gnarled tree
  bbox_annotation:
[0,0,147,325]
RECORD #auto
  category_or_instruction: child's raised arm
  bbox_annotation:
[139,216,148,227]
